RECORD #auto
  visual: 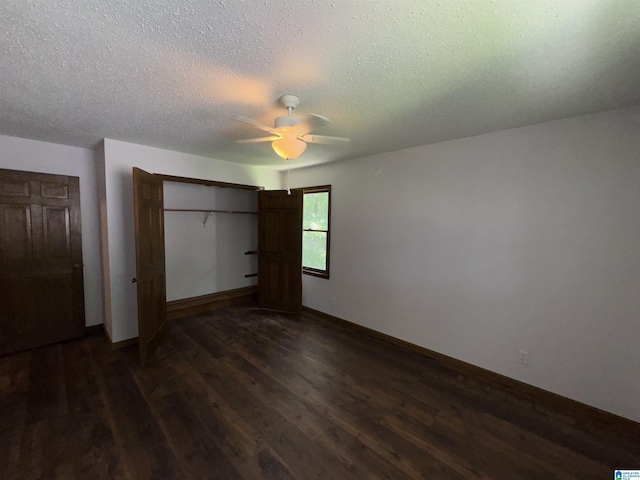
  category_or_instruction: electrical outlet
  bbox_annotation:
[518,350,529,365]
[331,297,336,306]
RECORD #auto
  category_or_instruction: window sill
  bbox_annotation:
[303,269,330,279]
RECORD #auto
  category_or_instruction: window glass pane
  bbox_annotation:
[303,231,327,270]
[303,192,329,230]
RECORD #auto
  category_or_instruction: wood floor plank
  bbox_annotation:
[266,329,587,478]
[0,350,30,395]
[151,391,242,480]
[100,359,185,480]
[256,448,297,480]
[441,398,612,477]
[18,345,70,480]
[264,326,443,427]
[229,332,471,479]
[3,304,639,480]
[280,316,637,473]
[220,350,413,480]
[417,366,640,468]
[0,392,27,480]
[179,326,358,480]
[0,351,30,480]
[161,340,293,479]
[63,339,129,479]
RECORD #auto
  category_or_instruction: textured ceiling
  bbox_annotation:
[1,0,639,170]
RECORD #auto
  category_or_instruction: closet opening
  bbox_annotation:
[133,169,303,363]
[158,174,263,320]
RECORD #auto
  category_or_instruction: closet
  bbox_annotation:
[162,180,260,318]
[133,168,302,363]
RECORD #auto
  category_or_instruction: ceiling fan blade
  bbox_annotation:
[302,134,350,145]
[297,114,331,134]
[235,116,275,133]
[236,136,280,144]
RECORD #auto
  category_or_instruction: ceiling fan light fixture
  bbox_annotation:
[236,94,349,160]
[272,136,307,159]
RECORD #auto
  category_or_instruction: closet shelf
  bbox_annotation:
[164,208,257,214]
[164,208,258,226]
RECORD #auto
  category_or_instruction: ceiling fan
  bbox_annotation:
[236,94,350,160]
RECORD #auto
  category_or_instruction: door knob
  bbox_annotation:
[73,263,80,269]
[132,278,137,283]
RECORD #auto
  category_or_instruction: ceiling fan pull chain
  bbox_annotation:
[287,159,291,195]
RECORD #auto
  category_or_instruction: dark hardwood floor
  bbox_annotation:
[1,304,638,479]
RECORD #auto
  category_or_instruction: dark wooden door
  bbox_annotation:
[133,167,167,364]
[0,168,85,355]
[258,190,303,313]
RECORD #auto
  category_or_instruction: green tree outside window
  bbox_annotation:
[303,187,330,278]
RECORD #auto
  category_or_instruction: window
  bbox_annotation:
[302,185,331,278]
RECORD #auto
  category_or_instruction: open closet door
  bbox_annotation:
[258,189,303,313]
[133,167,167,364]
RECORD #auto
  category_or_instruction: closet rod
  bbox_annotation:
[164,208,258,214]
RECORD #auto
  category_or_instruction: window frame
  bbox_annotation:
[302,185,331,279]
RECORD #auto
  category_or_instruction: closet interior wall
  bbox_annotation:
[163,181,258,302]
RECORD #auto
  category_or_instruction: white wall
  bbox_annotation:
[289,105,640,422]
[0,135,103,327]
[94,141,112,339]
[164,182,258,301]
[102,139,280,342]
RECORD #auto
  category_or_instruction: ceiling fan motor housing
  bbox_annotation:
[274,115,302,128]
